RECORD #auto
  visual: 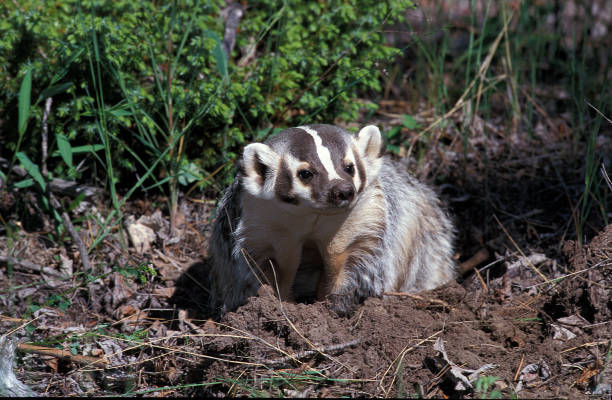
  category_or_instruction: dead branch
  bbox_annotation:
[459,248,490,274]
[261,339,361,367]
[0,255,67,279]
[17,343,108,367]
[48,192,92,274]
[221,2,245,58]
[41,97,53,177]
[382,292,451,309]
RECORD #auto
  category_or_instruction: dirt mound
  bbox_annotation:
[196,226,612,398]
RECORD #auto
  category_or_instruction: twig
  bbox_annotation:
[48,192,92,274]
[601,163,612,193]
[221,2,244,57]
[0,255,67,279]
[261,339,361,367]
[459,248,490,274]
[586,101,612,126]
[17,343,108,367]
[473,268,488,293]
[561,341,610,353]
[41,97,53,177]
[382,292,451,308]
[427,337,497,392]
[514,353,525,382]
[379,329,444,396]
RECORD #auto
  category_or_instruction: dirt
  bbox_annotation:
[186,225,609,398]
[1,114,611,398]
[3,197,610,398]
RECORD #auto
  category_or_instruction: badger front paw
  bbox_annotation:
[323,291,361,317]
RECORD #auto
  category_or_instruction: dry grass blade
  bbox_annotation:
[561,341,611,354]
[586,101,612,126]
[493,214,555,289]
[383,292,451,309]
[267,264,357,374]
[379,329,443,397]
[261,339,361,367]
[418,10,514,138]
[601,163,612,193]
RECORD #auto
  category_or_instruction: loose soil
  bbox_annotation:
[0,126,610,397]
[1,3,611,395]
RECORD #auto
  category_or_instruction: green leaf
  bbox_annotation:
[386,144,401,155]
[13,178,35,189]
[18,68,32,136]
[71,144,105,153]
[401,114,419,130]
[68,192,86,213]
[56,133,73,168]
[109,108,132,117]
[206,30,228,81]
[16,152,45,191]
[51,144,104,157]
[40,82,73,100]
[386,126,401,140]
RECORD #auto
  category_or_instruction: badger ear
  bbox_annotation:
[241,143,279,197]
[356,125,382,159]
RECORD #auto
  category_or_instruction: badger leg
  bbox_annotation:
[317,250,348,300]
[269,241,302,302]
[317,236,380,315]
[317,249,362,316]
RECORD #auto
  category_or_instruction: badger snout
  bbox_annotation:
[328,180,355,206]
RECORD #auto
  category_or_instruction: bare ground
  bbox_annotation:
[1,113,611,398]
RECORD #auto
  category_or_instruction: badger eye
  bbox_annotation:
[344,164,355,176]
[297,169,313,182]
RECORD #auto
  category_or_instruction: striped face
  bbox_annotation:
[240,124,383,213]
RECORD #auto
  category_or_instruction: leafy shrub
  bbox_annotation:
[0,0,412,192]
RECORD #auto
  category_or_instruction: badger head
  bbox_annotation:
[240,124,382,214]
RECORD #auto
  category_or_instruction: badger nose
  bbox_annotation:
[328,180,355,205]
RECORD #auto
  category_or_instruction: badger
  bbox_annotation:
[209,124,456,315]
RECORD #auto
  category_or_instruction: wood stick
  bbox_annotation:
[48,192,92,274]
[17,343,108,367]
[0,255,67,279]
[261,339,361,367]
[459,248,490,274]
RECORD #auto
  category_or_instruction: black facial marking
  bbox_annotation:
[275,158,298,204]
[297,169,314,183]
[253,154,268,185]
[343,163,355,176]
[264,125,358,206]
[279,128,330,203]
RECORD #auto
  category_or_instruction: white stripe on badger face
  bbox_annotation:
[298,126,341,181]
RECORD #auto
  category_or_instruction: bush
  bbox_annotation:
[0,0,412,192]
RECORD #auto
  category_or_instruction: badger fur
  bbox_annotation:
[209,124,456,315]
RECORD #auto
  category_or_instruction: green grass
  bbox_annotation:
[382,0,609,239]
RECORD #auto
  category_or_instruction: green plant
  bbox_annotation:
[1,0,412,207]
[114,263,157,285]
[474,375,502,399]
[385,114,421,156]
